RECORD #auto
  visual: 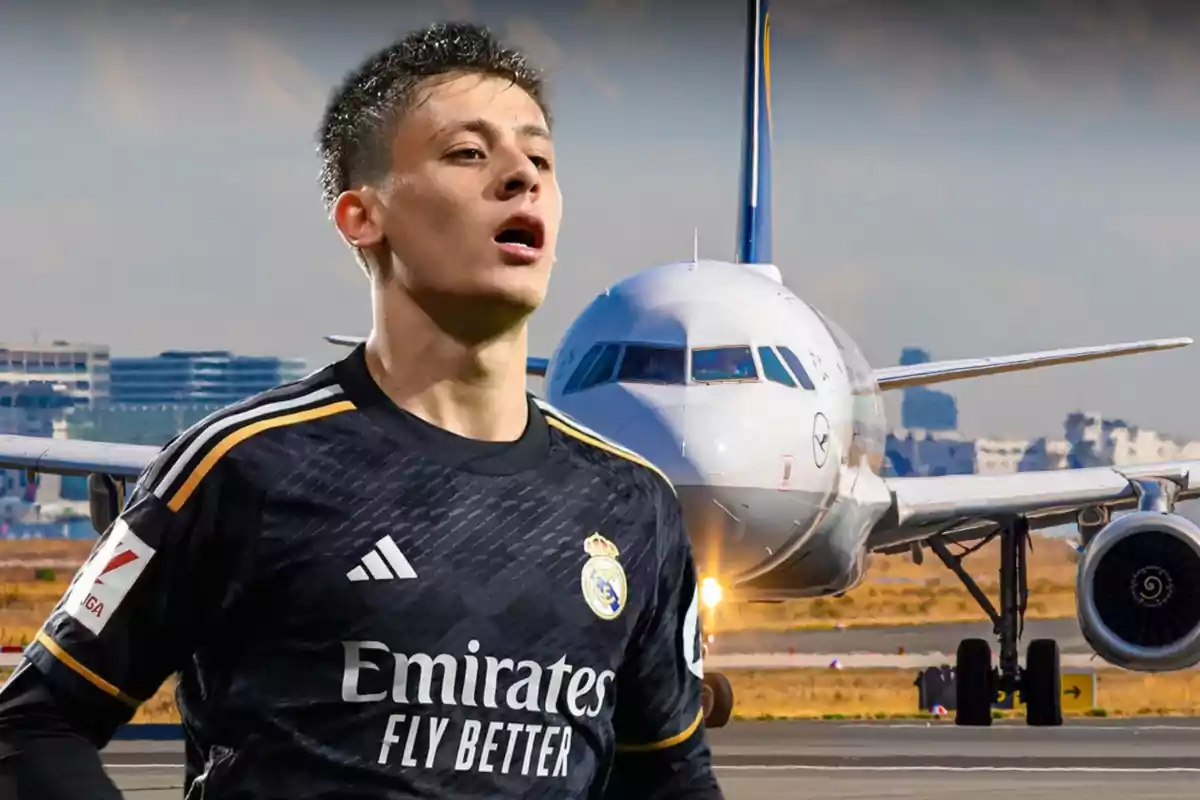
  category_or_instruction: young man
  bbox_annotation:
[0,21,723,799]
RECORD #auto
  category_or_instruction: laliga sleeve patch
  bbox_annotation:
[62,518,156,636]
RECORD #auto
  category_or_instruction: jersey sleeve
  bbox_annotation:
[20,448,256,739]
[609,480,721,796]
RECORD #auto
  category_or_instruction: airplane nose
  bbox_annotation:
[613,403,758,488]
[614,400,788,581]
[679,406,762,487]
[612,402,698,485]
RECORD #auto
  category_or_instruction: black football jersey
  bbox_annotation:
[21,344,715,798]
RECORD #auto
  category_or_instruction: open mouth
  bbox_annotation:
[493,214,545,250]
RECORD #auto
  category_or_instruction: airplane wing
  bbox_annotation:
[0,435,158,479]
[872,337,1192,391]
[868,460,1200,553]
[323,335,549,377]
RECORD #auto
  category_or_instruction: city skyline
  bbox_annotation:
[5,335,1190,444]
[5,1,1200,439]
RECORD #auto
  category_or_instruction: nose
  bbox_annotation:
[496,154,540,200]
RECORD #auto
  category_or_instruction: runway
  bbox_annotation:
[0,619,1105,671]
[103,717,1200,798]
[710,617,1087,656]
[699,617,1128,669]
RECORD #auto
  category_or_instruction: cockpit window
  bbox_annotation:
[563,344,603,394]
[564,343,621,393]
[691,346,758,383]
[757,347,796,387]
[617,345,686,385]
[776,346,816,390]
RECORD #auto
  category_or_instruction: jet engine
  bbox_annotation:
[1076,511,1200,671]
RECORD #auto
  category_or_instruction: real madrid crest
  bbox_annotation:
[580,533,627,621]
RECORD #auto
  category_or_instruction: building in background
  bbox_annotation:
[0,379,95,514]
[0,343,307,523]
[885,429,1073,477]
[882,347,1195,478]
[66,403,227,448]
[7,338,1200,535]
[69,350,309,450]
[897,347,958,431]
[0,341,110,407]
[108,350,308,404]
[0,382,86,438]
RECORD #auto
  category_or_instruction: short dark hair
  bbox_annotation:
[317,21,550,212]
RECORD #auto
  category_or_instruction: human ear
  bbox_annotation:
[332,189,385,249]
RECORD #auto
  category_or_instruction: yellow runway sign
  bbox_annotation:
[998,670,1096,712]
[915,667,1097,712]
[1058,670,1097,712]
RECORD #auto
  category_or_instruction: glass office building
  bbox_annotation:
[67,403,228,447]
[0,342,110,407]
[108,350,308,404]
[1,345,308,512]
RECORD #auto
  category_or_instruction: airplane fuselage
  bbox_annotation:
[543,260,894,601]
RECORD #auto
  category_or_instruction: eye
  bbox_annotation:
[450,147,485,161]
[529,155,552,171]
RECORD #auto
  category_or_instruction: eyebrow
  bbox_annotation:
[517,122,552,141]
[447,118,552,143]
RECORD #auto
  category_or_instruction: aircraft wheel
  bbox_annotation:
[702,672,734,729]
[1023,638,1063,727]
[955,638,994,726]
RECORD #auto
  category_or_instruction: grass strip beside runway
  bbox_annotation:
[4,665,1199,724]
[0,535,1085,642]
[724,667,1200,720]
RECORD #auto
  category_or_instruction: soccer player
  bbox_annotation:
[0,21,724,800]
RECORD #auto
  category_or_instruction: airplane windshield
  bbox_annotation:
[618,345,686,385]
[564,343,621,394]
[691,346,758,383]
[757,346,796,387]
[776,346,817,390]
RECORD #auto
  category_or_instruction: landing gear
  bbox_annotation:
[954,638,993,726]
[697,618,734,729]
[701,672,734,729]
[1024,639,1063,727]
[929,515,1064,727]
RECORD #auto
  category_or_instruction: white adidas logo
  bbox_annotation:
[347,535,418,582]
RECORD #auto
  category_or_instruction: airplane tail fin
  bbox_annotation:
[736,0,773,266]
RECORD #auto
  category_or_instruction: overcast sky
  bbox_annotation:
[4,0,1200,439]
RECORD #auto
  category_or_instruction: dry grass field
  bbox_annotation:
[0,539,95,647]
[0,535,1084,647]
[725,666,1200,719]
[3,539,1196,722]
[713,534,1080,632]
[0,666,1192,724]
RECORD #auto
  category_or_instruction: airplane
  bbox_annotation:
[4,0,1200,731]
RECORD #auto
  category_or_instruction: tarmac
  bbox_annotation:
[40,615,1200,797]
[709,617,1089,657]
[697,617,1157,670]
[0,618,1114,671]
[102,717,1200,798]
